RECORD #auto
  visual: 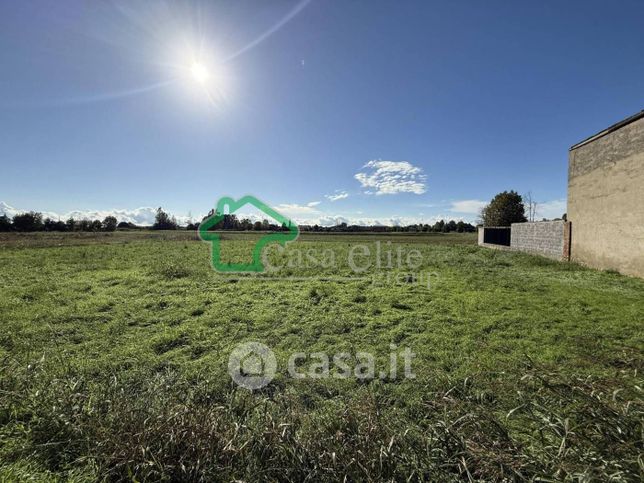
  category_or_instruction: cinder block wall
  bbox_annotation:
[568,115,644,277]
[510,221,570,260]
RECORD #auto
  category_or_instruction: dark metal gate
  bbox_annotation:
[483,227,511,246]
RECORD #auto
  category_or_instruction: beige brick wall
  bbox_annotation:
[510,221,570,261]
[568,116,644,277]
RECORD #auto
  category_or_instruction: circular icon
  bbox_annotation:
[228,341,277,390]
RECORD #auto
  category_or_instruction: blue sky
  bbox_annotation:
[1,0,643,225]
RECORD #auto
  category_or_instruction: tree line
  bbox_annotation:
[0,191,564,233]
[192,208,477,233]
[298,220,476,233]
[196,210,476,233]
[0,212,126,232]
[0,208,177,232]
[0,207,477,233]
[190,210,295,232]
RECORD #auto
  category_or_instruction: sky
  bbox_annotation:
[1,0,643,226]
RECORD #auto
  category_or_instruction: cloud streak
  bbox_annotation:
[449,199,487,214]
[273,202,321,216]
[325,191,349,202]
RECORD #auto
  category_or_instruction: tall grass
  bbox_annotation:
[1,356,641,481]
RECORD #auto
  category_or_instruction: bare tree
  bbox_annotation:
[524,191,538,222]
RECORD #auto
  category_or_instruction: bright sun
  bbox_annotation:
[190,62,209,84]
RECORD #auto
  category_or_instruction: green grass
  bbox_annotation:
[0,232,642,481]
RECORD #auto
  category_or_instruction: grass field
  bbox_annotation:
[0,231,642,481]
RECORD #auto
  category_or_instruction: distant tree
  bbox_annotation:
[43,218,66,231]
[152,207,178,230]
[222,214,238,230]
[81,220,92,232]
[90,219,102,232]
[43,218,55,231]
[102,216,118,232]
[240,218,252,231]
[66,218,77,231]
[480,190,527,227]
[0,215,12,231]
[12,211,44,232]
[185,222,199,231]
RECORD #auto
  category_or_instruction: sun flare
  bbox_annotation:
[190,62,209,84]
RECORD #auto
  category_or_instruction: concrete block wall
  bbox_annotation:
[510,220,570,261]
[568,113,644,278]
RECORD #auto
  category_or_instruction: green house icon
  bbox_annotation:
[198,195,299,272]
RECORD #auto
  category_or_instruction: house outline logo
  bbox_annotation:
[198,195,299,272]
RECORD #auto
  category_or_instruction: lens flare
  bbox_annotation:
[190,62,209,84]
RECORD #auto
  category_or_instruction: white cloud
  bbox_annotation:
[449,199,487,214]
[274,202,321,216]
[325,191,349,202]
[354,160,427,195]
[0,202,20,219]
[317,216,350,227]
[535,199,567,220]
[229,202,321,225]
